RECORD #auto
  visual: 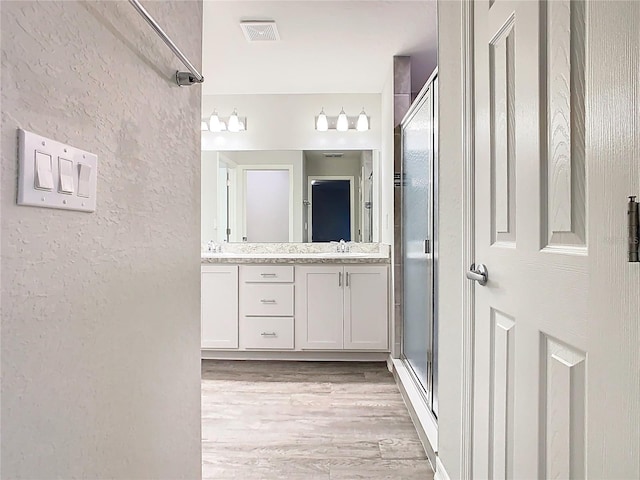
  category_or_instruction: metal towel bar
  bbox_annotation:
[129,0,204,86]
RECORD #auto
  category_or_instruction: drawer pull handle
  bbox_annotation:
[260,273,277,278]
[261,332,277,337]
[260,299,277,304]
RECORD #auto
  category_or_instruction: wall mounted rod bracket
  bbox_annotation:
[129,0,204,86]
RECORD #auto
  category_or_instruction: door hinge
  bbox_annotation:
[629,196,639,262]
[226,228,231,236]
[424,239,431,254]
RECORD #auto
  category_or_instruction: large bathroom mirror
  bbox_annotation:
[201,150,380,243]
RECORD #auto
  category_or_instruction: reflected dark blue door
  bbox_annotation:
[311,180,351,242]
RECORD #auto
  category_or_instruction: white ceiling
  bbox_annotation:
[201,1,438,96]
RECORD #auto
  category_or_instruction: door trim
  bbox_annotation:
[461,1,475,479]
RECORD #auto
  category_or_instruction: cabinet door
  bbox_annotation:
[201,266,238,349]
[344,266,389,350]
[296,266,344,350]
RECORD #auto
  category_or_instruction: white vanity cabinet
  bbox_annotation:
[201,260,389,357]
[296,265,389,351]
[239,266,295,350]
[295,266,344,349]
[201,265,239,349]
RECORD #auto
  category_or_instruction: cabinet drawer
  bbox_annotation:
[241,265,294,283]
[241,317,294,350]
[242,284,294,316]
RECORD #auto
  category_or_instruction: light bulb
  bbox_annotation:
[316,108,328,131]
[356,108,369,131]
[209,111,222,132]
[201,121,208,131]
[336,108,349,132]
[228,109,240,132]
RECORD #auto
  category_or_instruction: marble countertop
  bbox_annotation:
[201,252,390,264]
[200,242,390,264]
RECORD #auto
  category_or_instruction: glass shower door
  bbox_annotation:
[402,84,435,406]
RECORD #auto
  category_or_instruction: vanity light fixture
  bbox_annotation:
[356,108,369,132]
[336,108,349,132]
[316,108,329,132]
[203,109,246,132]
[314,108,370,132]
[209,111,224,132]
[228,108,240,132]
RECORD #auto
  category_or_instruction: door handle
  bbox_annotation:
[339,271,343,287]
[466,263,488,286]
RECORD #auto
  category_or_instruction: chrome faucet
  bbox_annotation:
[207,240,222,253]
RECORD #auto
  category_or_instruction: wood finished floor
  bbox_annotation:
[202,360,434,480]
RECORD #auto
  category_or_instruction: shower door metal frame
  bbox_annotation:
[399,69,439,415]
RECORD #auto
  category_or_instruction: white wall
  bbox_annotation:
[436,2,465,479]
[1,1,202,478]
[380,66,395,246]
[202,93,381,151]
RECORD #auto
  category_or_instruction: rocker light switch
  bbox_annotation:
[34,152,53,191]
[18,129,97,212]
[58,158,74,194]
[77,163,91,198]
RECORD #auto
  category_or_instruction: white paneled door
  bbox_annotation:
[471,1,639,479]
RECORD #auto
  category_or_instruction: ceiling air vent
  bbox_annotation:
[240,21,280,42]
[323,153,344,158]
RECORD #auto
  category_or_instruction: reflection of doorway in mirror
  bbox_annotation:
[244,169,292,242]
[308,176,355,242]
[217,156,237,243]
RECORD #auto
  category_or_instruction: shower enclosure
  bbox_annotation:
[401,71,438,417]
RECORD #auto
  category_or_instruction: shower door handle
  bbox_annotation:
[466,263,488,286]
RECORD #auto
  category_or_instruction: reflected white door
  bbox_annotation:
[472,1,639,478]
[245,169,290,242]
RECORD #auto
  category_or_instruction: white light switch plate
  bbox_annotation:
[17,129,98,212]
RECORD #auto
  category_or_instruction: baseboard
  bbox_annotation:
[434,457,451,480]
[390,358,438,467]
[202,350,390,362]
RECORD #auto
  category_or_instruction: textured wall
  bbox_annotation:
[1,1,202,478]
